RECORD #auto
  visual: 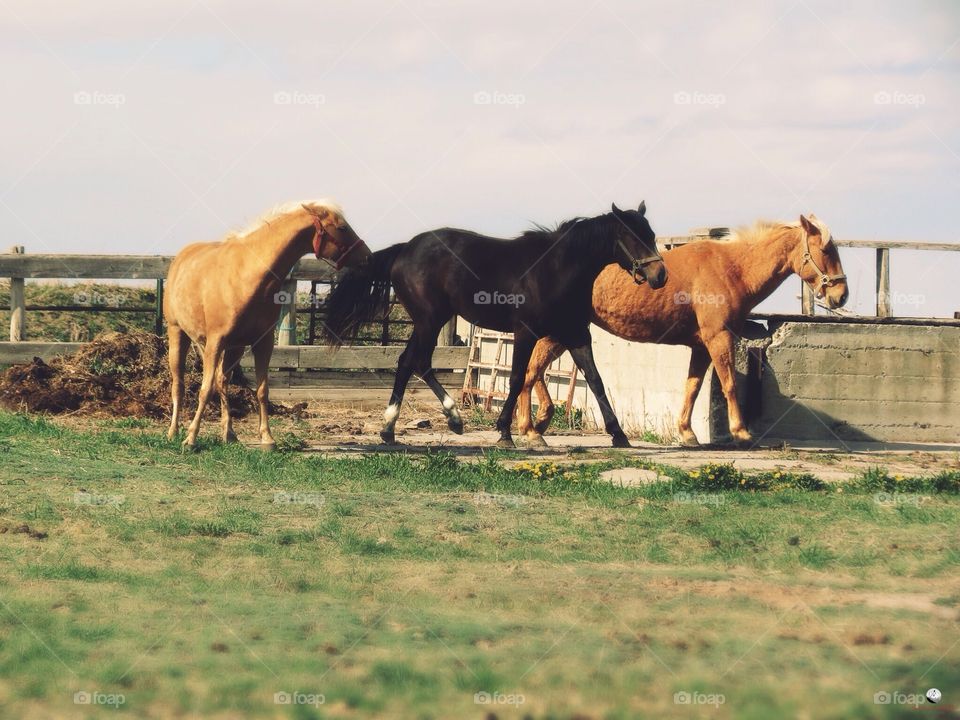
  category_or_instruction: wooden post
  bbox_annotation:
[801,281,815,316]
[438,317,457,346]
[154,279,164,336]
[277,279,298,345]
[876,247,891,317]
[8,246,25,341]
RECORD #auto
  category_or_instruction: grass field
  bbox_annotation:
[0,411,958,719]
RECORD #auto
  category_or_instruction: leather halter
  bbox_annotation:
[799,228,846,296]
[310,215,362,271]
[615,234,662,285]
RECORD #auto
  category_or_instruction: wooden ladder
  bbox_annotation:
[460,326,580,423]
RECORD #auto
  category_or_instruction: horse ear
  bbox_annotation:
[799,214,818,235]
[611,202,622,215]
[637,200,646,215]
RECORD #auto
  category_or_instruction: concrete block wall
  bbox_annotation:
[756,321,960,443]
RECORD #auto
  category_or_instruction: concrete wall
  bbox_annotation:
[756,321,960,443]
[460,318,960,445]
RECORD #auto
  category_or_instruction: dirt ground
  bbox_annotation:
[224,396,960,482]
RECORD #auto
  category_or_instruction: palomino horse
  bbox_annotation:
[323,202,667,448]
[516,214,848,446]
[164,199,371,449]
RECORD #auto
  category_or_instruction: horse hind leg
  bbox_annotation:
[380,335,419,444]
[517,337,564,447]
[217,347,243,443]
[166,325,190,441]
[422,368,463,435]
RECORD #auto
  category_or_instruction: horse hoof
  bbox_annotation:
[224,432,239,444]
[611,433,631,449]
[181,441,198,453]
[380,430,397,445]
[525,434,548,448]
[448,417,464,435]
[533,420,551,436]
[496,437,516,449]
[259,442,276,453]
[681,436,701,448]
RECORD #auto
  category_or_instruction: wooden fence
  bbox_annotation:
[2,230,958,371]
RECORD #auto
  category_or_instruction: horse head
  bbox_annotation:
[797,214,848,309]
[610,201,667,288]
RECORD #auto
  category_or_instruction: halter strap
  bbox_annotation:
[311,215,362,271]
[614,234,661,285]
[799,229,846,296]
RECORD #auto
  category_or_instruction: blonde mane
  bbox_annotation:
[234,197,344,238]
[727,215,832,245]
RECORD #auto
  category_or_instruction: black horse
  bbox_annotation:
[322,202,667,447]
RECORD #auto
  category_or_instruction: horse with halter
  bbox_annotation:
[322,202,667,448]
[516,214,848,446]
[164,199,371,450]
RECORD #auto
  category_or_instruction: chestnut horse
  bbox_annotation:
[164,199,371,449]
[516,214,848,446]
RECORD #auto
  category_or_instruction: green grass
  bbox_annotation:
[0,410,957,718]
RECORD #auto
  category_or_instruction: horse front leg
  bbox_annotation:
[704,331,752,446]
[678,345,711,447]
[567,338,629,448]
[166,325,189,441]
[251,336,276,450]
[495,328,536,449]
[217,347,243,443]
[184,337,225,450]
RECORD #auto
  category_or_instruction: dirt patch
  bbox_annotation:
[0,330,291,420]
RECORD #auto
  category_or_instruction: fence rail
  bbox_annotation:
[4,229,959,350]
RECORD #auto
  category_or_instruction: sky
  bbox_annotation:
[1,0,958,316]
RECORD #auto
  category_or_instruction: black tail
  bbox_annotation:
[322,244,405,345]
